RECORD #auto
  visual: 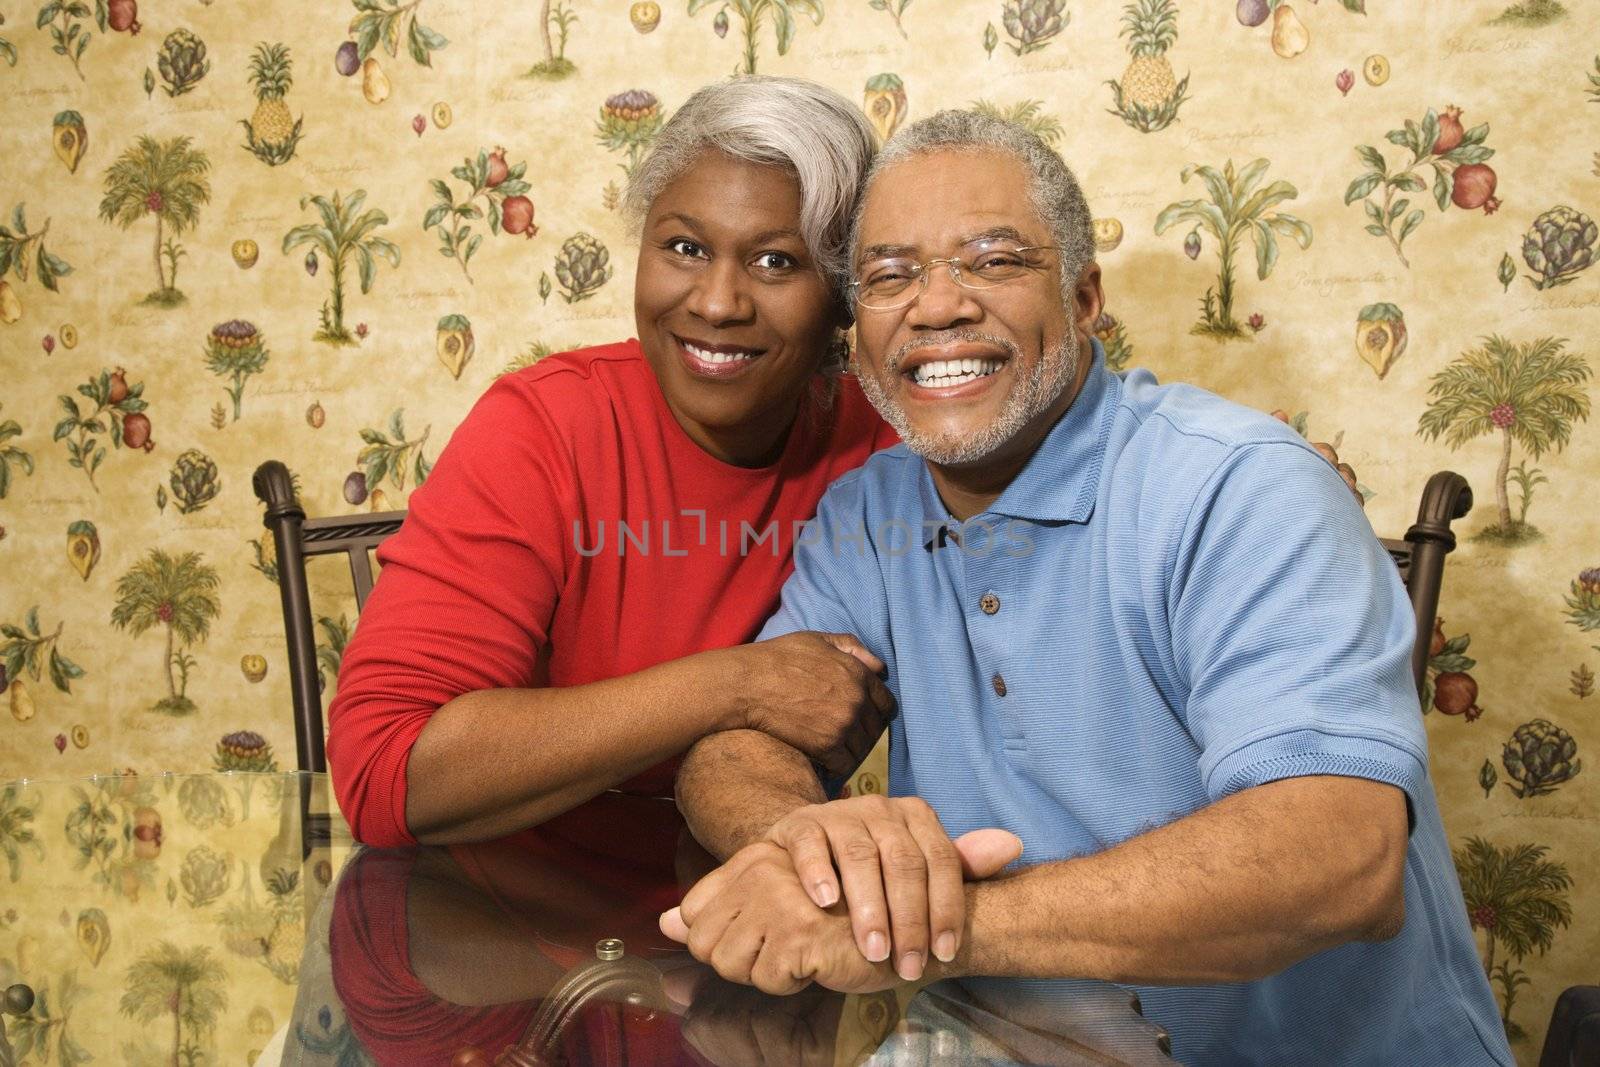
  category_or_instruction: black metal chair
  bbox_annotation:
[253,460,404,776]
[254,460,404,858]
[1375,470,1473,697]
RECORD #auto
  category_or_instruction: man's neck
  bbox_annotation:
[928,335,1093,522]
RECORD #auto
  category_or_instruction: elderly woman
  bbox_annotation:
[327,78,898,881]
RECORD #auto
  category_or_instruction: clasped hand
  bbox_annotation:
[661,796,1022,994]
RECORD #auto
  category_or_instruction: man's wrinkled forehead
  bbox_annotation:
[853,149,1042,266]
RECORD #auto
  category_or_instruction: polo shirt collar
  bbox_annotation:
[915,336,1119,527]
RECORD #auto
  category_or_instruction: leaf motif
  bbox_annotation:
[1433,167,1452,212]
[354,14,382,60]
[429,179,453,204]
[406,16,430,65]
[1251,219,1279,280]
[25,606,39,635]
[382,12,401,56]
[773,2,797,53]
[1355,145,1387,175]
[1345,173,1382,204]
[389,409,406,442]
[1384,206,1414,240]
[49,648,70,693]
[422,203,451,231]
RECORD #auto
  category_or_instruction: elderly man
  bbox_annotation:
[662,110,1511,1065]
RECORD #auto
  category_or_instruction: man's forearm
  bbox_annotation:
[676,729,827,860]
[948,775,1409,985]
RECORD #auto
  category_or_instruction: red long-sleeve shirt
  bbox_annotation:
[328,340,896,848]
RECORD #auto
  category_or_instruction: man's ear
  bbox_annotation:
[1072,260,1105,332]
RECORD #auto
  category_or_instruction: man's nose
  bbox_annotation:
[685,259,755,325]
[904,263,981,330]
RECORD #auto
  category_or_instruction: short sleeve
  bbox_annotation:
[1168,443,1430,821]
[327,376,578,846]
[755,472,890,653]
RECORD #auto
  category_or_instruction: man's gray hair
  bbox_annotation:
[850,109,1095,299]
[625,76,877,292]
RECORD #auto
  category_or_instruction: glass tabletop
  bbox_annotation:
[0,773,1175,1066]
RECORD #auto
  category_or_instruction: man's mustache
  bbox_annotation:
[874,330,1022,376]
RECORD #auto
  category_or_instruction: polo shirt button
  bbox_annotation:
[980,593,1001,615]
[992,673,1007,697]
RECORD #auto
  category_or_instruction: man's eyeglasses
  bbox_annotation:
[850,241,1061,311]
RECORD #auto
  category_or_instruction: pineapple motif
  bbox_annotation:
[1107,0,1190,133]
[241,42,304,166]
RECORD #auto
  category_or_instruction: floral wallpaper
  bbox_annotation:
[0,0,1594,1058]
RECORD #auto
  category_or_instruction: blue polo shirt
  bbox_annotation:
[759,340,1511,1065]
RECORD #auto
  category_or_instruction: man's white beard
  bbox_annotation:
[855,330,1080,467]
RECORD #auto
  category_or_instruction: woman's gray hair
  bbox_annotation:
[624,76,878,296]
[849,109,1095,300]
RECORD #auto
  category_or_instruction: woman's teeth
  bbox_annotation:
[684,341,760,364]
[911,358,1003,387]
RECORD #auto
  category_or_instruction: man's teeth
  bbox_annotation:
[910,358,1003,387]
[684,341,760,365]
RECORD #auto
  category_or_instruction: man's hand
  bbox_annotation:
[765,796,1022,981]
[660,830,1022,994]
[662,841,897,995]
[715,633,897,779]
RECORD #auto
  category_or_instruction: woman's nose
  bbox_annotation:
[685,259,755,326]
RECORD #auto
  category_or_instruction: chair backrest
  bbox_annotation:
[1376,471,1473,698]
[253,460,404,774]
[252,460,1472,774]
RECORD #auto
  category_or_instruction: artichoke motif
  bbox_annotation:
[1001,0,1068,55]
[554,232,614,303]
[1521,205,1597,290]
[169,449,220,514]
[1501,718,1581,799]
[1565,566,1600,631]
[214,730,278,773]
[157,28,210,97]
[204,319,270,421]
[596,91,664,181]
[180,845,233,908]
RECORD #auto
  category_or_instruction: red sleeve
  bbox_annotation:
[327,372,578,846]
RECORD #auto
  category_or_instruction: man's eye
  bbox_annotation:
[753,251,797,271]
[866,264,913,284]
[973,253,1025,272]
[667,238,706,259]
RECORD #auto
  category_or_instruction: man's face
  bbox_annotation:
[851,148,1100,469]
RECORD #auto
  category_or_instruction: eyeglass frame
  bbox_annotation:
[848,241,1064,312]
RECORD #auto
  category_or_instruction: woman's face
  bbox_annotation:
[636,151,846,467]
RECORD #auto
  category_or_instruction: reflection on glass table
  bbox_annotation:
[0,772,1173,1065]
[287,791,1175,1066]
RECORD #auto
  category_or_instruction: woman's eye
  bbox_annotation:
[666,238,706,259]
[753,251,797,271]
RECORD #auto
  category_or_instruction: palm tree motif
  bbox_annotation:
[1454,836,1573,1042]
[1154,158,1311,340]
[120,942,227,1067]
[98,136,212,308]
[282,189,400,347]
[1418,336,1591,544]
[688,0,824,76]
[110,550,221,716]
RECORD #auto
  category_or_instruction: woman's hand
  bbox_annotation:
[718,632,897,779]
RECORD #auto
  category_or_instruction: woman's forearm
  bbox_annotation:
[403,649,747,843]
